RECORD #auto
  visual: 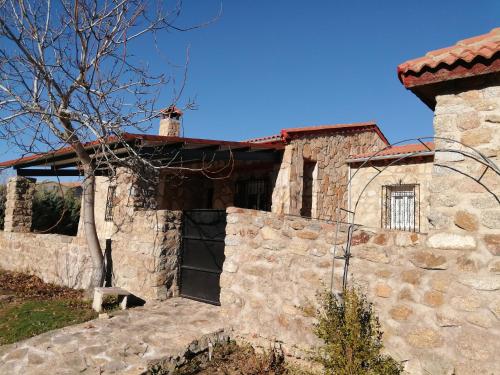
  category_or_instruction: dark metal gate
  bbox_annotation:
[180,209,226,305]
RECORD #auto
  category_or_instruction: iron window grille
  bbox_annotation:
[235,177,271,211]
[381,183,420,232]
[105,185,117,222]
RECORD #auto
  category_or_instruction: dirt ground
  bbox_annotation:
[174,341,314,375]
[0,269,84,301]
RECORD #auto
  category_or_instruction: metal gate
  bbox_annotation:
[180,209,226,305]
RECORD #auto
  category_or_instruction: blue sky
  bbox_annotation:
[156,0,498,143]
[0,0,499,165]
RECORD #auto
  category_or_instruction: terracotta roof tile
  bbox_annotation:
[0,133,283,169]
[349,142,434,161]
[398,27,500,87]
[281,122,390,145]
[246,122,390,146]
[1,124,391,169]
[245,134,283,144]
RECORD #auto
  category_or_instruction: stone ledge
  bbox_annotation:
[427,232,476,250]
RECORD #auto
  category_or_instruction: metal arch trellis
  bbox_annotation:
[330,136,500,295]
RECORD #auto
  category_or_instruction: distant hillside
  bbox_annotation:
[36,181,82,199]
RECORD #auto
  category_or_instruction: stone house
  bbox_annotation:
[0,115,392,300]
[348,142,435,233]
[0,27,498,374]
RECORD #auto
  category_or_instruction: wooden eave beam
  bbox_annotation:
[16,168,110,177]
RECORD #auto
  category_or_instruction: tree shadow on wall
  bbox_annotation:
[104,239,146,307]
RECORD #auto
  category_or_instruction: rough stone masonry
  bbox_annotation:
[221,207,500,374]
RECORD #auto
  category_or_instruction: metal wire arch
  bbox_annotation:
[330,136,500,294]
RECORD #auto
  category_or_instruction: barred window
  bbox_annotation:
[235,178,270,211]
[105,185,116,222]
[382,184,420,232]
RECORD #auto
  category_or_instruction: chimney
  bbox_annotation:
[159,106,183,137]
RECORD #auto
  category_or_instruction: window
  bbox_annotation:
[105,185,116,222]
[382,184,420,232]
[235,178,270,211]
[301,160,317,218]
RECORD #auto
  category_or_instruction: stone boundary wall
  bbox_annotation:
[0,208,182,300]
[106,209,182,300]
[348,229,499,375]
[0,232,92,289]
[221,207,347,357]
[221,207,500,374]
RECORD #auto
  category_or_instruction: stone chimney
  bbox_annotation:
[159,106,183,137]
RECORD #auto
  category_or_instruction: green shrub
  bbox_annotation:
[31,189,80,236]
[314,287,403,375]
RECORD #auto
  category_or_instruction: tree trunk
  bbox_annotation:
[82,165,104,291]
[58,120,105,293]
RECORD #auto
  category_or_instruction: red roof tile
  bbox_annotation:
[0,133,283,169]
[348,142,434,162]
[398,28,500,88]
[0,123,390,169]
[245,134,283,144]
[245,122,390,146]
[281,122,390,145]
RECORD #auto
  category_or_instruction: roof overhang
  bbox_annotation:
[0,133,284,177]
[399,59,500,109]
[347,151,434,164]
[397,27,500,109]
[347,142,435,164]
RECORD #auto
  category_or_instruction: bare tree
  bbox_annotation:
[0,0,217,290]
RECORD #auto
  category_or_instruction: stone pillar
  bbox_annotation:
[427,86,499,250]
[4,176,36,232]
[271,145,295,215]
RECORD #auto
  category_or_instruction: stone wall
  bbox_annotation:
[106,209,182,300]
[430,86,499,236]
[1,170,182,300]
[221,207,500,374]
[79,170,183,300]
[3,176,36,233]
[272,130,386,220]
[348,229,499,375]
[349,157,433,233]
[0,207,181,300]
[0,231,91,289]
[221,207,344,357]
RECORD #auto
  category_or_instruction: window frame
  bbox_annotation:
[104,185,117,222]
[381,183,420,232]
[234,177,271,212]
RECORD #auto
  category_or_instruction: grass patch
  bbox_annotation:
[0,269,96,345]
[0,299,95,345]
